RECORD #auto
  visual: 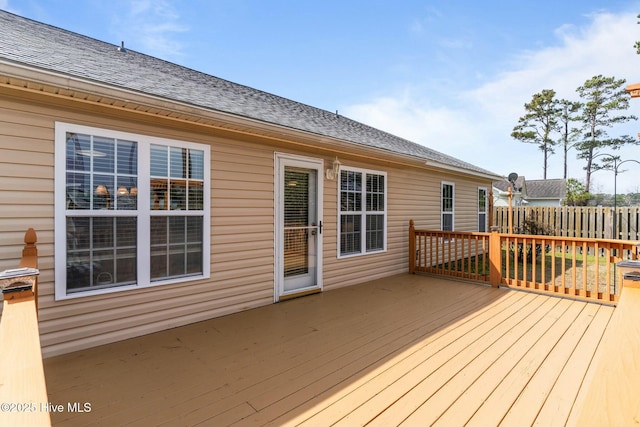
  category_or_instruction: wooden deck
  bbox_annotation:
[43,274,615,427]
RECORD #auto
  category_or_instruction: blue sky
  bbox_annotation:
[4,0,640,193]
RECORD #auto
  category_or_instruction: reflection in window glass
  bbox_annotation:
[150,216,203,280]
[65,132,138,212]
[66,217,137,292]
[150,145,168,177]
[340,214,361,255]
[117,140,137,175]
[190,150,204,179]
[366,214,384,252]
[93,137,115,173]
[150,144,204,211]
[66,133,91,172]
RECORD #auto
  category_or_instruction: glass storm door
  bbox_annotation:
[276,155,323,300]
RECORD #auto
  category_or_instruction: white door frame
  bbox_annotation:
[274,153,324,302]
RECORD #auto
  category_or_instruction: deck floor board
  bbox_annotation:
[43,274,615,427]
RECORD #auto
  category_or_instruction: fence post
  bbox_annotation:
[409,220,416,274]
[489,227,502,288]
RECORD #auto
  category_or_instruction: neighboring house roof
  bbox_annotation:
[493,177,567,201]
[525,179,567,200]
[493,176,525,194]
[0,10,499,179]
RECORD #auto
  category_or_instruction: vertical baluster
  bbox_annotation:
[550,240,556,292]
[594,241,600,300]
[560,240,567,294]
[505,237,512,284]
[530,237,535,288]
[572,241,577,296]
[605,244,611,299]
[583,241,588,298]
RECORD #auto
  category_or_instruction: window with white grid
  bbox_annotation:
[441,182,454,232]
[55,123,210,300]
[478,187,488,232]
[339,167,387,257]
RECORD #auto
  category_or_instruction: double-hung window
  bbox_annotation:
[478,187,488,232]
[441,182,454,232]
[55,122,210,300]
[338,167,387,257]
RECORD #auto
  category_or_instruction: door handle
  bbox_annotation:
[311,221,323,235]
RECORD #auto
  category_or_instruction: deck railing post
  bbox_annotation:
[489,227,502,288]
[18,228,38,315]
[409,220,416,274]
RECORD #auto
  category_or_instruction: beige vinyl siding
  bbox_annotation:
[320,158,489,292]
[0,89,494,357]
[0,98,55,320]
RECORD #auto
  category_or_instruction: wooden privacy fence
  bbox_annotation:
[494,206,640,241]
[409,220,640,305]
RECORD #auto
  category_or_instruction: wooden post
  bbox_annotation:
[489,227,502,288]
[409,220,416,274]
[18,228,38,316]
[508,186,513,234]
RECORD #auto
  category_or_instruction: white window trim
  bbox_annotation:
[337,166,387,259]
[441,181,455,232]
[478,186,488,232]
[54,122,210,300]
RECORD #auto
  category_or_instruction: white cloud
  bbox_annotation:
[112,0,188,59]
[0,0,21,14]
[344,10,640,194]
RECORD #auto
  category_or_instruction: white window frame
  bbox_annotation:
[478,186,488,232]
[337,166,387,258]
[441,181,455,232]
[54,122,210,300]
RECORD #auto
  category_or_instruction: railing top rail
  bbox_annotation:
[413,228,640,248]
[412,229,492,238]
[499,233,640,247]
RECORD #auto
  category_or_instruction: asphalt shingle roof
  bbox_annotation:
[0,10,498,177]
[525,179,567,199]
[493,177,567,200]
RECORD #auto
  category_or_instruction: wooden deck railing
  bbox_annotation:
[500,233,639,303]
[409,220,491,283]
[0,229,50,427]
[409,220,640,305]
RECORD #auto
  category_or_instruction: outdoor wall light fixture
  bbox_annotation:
[326,157,341,180]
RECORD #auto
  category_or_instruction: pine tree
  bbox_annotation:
[511,89,560,179]
[557,99,582,179]
[575,75,638,193]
